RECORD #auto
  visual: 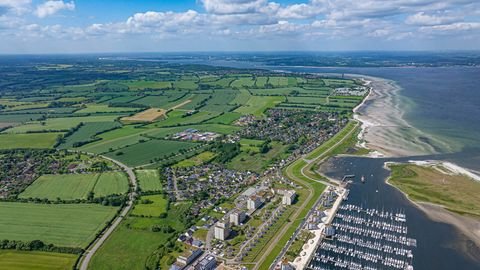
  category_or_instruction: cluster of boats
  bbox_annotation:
[307,204,416,270]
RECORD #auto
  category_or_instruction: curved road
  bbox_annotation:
[78,155,137,270]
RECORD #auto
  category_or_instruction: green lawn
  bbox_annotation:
[0,250,77,270]
[0,133,62,149]
[0,202,117,247]
[173,151,216,168]
[131,194,168,217]
[136,169,163,192]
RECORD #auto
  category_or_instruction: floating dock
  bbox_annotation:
[307,204,416,270]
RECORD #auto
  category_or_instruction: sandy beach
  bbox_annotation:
[350,74,454,157]
[350,74,480,257]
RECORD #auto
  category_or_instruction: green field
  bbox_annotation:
[0,202,117,247]
[136,169,162,192]
[93,172,129,197]
[131,194,168,217]
[235,96,284,116]
[89,203,190,270]
[19,173,98,200]
[0,133,62,149]
[0,250,77,270]
[4,115,123,133]
[105,139,199,167]
[228,142,288,173]
[389,164,480,217]
[19,172,129,200]
[206,112,242,125]
[58,121,121,149]
[173,151,216,168]
[123,80,172,90]
[75,104,140,114]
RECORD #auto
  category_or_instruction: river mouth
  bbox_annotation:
[320,153,480,270]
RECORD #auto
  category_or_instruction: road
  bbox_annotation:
[77,155,137,270]
[263,121,359,269]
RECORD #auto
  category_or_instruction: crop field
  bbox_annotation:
[267,76,289,87]
[58,121,121,149]
[0,250,77,270]
[123,80,172,90]
[105,139,199,167]
[0,202,117,247]
[206,112,242,124]
[201,90,237,112]
[173,80,198,90]
[151,110,220,127]
[131,194,168,217]
[19,172,129,200]
[19,173,99,200]
[235,96,284,116]
[0,132,62,149]
[93,172,129,197]
[4,115,123,133]
[75,104,140,114]
[79,133,148,154]
[231,77,255,88]
[255,77,268,88]
[136,169,162,192]
[121,108,166,123]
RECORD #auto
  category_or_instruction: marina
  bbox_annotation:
[308,203,416,270]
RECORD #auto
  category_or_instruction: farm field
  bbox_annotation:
[123,80,172,90]
[235,96,285,116]
[121,108,166,123]
[0,250,77,270]
[93,172,129,198]
[0,132,62,149]
[104,139,199,167]
[58,121,121,149]
[4,115,123,133]
[19,172,129,200]
[75,104,140,114]
[19,173,99,200]
[136,169,162,192]
[0,202,118,247]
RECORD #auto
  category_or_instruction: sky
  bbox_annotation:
[0,0,479,53]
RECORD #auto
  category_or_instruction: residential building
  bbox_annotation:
[214,221,230,240]
[247,195,261,210]
[229,210,246,226]
[282,190,297,205]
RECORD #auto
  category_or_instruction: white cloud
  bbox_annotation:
[35,0,75,18]
[406,12,460,26]
[0,0,31,15]
[201,0,270,15]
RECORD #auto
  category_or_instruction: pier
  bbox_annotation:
[307,204,416,270]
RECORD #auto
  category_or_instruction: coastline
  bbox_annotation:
[349,74,452,157]
[383,161,480,256]
[349,73,480,259]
